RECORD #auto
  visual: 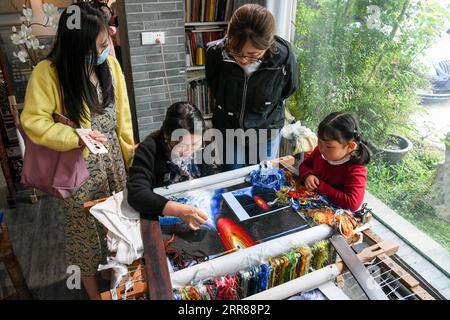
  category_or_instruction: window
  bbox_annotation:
[289,0,450,255]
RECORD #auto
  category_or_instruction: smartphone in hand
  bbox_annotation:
[75,128,108,154]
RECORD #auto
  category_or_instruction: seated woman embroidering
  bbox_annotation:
[127,102,214,229]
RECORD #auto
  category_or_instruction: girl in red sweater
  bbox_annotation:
[299,112,371,211]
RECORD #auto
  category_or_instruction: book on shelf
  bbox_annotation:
[186,0,191,22]
[200,0,206,22]
[185,28,225,67]
[187,79,214,116]
[185,0,262,119]
[185,33,194,67]
[187,70,206,81]
[185,0,235,23]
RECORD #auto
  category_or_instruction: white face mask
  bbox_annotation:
[171,155,192,167]
[322,153,352,165]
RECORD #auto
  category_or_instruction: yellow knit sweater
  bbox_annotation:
[20,56,135,169]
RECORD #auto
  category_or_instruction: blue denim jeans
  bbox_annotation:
[221,131,281,172]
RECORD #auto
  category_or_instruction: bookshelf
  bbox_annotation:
[184,1,256,120]
[184,0,236,120]
[185,0,235,23]
[185,22,226,120]
[185,21,228,27]
[187,66,205,71]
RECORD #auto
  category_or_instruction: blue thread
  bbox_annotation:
[159,216,183,226]
[173,292,181,300]
[245,166,286,191]
[259,264,270,292]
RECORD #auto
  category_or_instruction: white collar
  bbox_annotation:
[222,50,262,75]
[322,154,351,165]
[242,61,261,76]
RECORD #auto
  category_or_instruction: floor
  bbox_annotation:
[0,188,88,299]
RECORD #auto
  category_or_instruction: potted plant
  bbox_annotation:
[368,133,413,165]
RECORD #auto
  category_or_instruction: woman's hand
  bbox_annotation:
[304,174,320,191]
[179,205,208,230]
[89,130,107,144]
[163,201,208,230]
[78,130,107,147]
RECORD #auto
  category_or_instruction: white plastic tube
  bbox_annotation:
[153,165,259,197]
[170,224,334,289]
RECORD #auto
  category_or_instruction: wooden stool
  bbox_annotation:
[83,199,149,300]
[100,259,148,300]
[0,214,32,299]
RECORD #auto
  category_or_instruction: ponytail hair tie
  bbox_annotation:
[353,130,361,142]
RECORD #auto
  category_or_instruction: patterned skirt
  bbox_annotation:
[64,127,127,277]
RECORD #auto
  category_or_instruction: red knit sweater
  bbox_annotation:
[298,147,367,211]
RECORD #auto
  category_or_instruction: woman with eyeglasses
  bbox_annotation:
[205,4,299,171]
[127,102,213,231]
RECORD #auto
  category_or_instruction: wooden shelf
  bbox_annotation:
[187,66,205,71]
[184,10,229,124]
[185,21,228,27]
[187,76,206,82]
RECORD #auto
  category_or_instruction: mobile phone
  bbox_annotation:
[75,128,109,154]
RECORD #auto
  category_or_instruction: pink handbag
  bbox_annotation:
[19,114,89,199]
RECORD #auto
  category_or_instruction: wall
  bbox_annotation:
[121,0,275,141]
[122,0,187,141]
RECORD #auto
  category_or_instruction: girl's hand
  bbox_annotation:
[89,130,107,144]
[305,174,320,191]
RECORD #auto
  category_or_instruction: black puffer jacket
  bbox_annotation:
[127,131,214,220]
[205,35,299,131]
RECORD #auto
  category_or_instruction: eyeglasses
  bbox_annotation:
[227,50,264,63]
[177,145,205,156]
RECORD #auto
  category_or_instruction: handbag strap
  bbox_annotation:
[52,112,77,129]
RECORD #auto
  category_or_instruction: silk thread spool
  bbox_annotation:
[311,240,329,270]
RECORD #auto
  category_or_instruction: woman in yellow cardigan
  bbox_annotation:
[21,3,134,299]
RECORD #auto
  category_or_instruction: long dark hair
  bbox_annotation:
[161,102,205,142]
[225,4,277,58]
[318,112,371,165]
[90,0,114,24]
[48,2,113,126]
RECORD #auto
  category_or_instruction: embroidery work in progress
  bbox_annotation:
[222,186,291,221]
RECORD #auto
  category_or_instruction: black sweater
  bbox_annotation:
[126,131,213,221]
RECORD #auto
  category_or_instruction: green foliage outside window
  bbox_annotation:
[289,0,449,145]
